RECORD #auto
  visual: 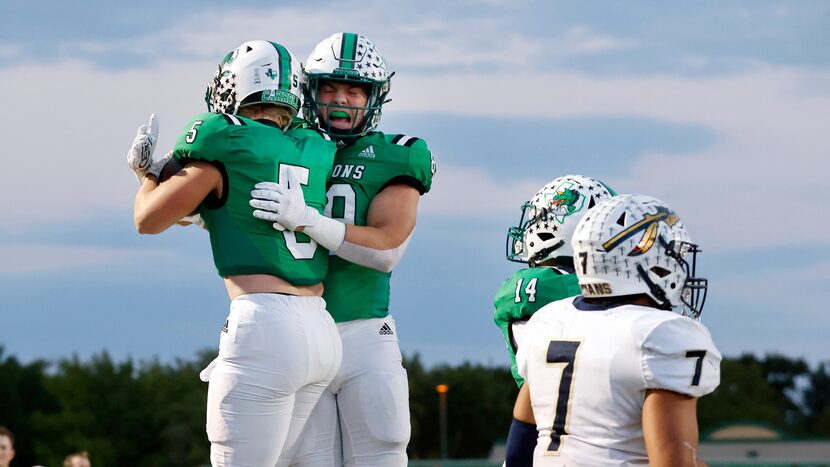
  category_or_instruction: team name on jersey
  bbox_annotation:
[581,282,613,296]
[331,164,365,180]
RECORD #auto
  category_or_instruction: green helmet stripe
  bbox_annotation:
[339,33,358,69]
[269,41,292,90]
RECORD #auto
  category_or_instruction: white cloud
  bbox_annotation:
[390,66,830,251]
[7,3,639,74]
[1,4,828,254]
[0,244,176,275]
[1,1,827,366]
[420,165,543,217]
[564,26,639,54]
[2,58,828,254]
[0,58,211,233]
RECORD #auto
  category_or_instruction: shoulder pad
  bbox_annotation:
[220,113,247,126]
[389,134,422,148]
[288,116,311,130]
[641,315,722,397]
[288,127,333,142]
[312,128,332,141]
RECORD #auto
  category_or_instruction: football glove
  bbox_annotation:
[127,113,162,183]
[250,170,346,250]
[250,170,320,231]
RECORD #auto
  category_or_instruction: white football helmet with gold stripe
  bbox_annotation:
[571,194,707,318]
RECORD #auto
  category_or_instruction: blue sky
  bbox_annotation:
[0,0,828,368]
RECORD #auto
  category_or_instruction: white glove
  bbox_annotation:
[127,113,160,183]
[250,170,320,232]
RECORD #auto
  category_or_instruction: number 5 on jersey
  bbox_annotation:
[277,164,317,260]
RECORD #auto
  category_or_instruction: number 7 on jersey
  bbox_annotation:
[545,340,582,455]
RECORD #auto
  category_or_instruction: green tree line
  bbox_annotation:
[1,346,828,466]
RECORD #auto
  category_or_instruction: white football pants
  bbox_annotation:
[284,316,411,467]
[202,293,342,467]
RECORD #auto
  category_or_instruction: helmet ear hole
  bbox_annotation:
[650,266,672,278]
[537,232,554,241]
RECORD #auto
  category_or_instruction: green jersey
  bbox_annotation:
[493,266,581,387]
[322,132,435,322]
[172,112,336,285]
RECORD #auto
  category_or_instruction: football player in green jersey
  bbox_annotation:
[128,40,342,466]
[495,175,615,467]
[250,33,435,466]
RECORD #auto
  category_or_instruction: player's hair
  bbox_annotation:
[238,104,294,129]
[0,426,13,446]
[63,450,89,467]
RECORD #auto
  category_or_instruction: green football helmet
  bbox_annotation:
[302,33,391,139]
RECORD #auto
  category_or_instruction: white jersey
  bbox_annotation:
[516,297,721,466]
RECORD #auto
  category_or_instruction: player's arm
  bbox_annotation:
[643,389,707,467]
[513,383,535,423]
[134,161,221,234]
[333,183,419,270]
[507,347,537,466]
[346,183,419,249]
[639,316,721,467]
[250,178,420,273]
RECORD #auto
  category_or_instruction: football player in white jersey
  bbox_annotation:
[516,194,721,467]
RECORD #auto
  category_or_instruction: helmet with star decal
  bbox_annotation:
[506,175,616,266]
[205,40,302,117]
[302,32,391,139]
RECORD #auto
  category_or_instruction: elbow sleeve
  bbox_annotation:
[504,417,537,467]
[334,233,412,273]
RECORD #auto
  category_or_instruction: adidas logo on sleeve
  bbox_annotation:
[357,145,376,159]
[379,323,394,335]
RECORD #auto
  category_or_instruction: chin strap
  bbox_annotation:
[528,240,564,267]
[636,264,672,310]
